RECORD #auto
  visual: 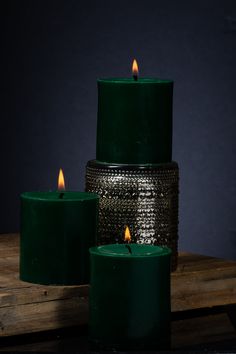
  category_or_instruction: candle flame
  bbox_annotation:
[132,59,139,78]
[58,168,65,190]
[124,226,131,243]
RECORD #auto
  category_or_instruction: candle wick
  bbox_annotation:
[133,74,138,82]
[125,244,132,254]
[59,192,64,199]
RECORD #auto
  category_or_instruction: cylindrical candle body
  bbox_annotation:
[20,191,99,285]
[89,244,171,350]
[96,78,173,164]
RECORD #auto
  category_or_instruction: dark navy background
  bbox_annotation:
[2,0,236,258]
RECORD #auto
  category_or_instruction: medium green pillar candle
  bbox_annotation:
[96,78,173,164]
[20,191,99,285]
[89,244,171,350]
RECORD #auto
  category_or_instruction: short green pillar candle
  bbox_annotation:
[20,191,99,285]
[89,244,171,350]
[96,78,173,164]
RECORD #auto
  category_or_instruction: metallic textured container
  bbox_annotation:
[86,160,179,270]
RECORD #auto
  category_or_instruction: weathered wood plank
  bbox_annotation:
[1,234,236,336]
[172,252,236,311]
[0,297,88,336]
[0,312,235,350]
[0,234,89,336]
[176,252,236,272]
[0,285,89,308]
[172,312,236,349]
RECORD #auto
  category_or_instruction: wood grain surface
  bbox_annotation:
[1,234,236,337]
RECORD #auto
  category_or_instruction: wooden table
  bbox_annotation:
[1,233,236,351]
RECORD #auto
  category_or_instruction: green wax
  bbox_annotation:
[96,78,173,164]
[89,244,171,350]
[20,191,99,285]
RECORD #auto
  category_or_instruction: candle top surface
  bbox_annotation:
[21,191,99,202]
[90,244,171,258]
[98,78,173,84]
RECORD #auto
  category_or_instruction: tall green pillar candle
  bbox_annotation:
[89,244,171,350]
[20,191,99,285]
[96,78,173,164]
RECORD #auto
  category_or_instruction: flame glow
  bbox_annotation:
[58,168,65,190]
[132,59,139,77]
[124,226,131,243]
